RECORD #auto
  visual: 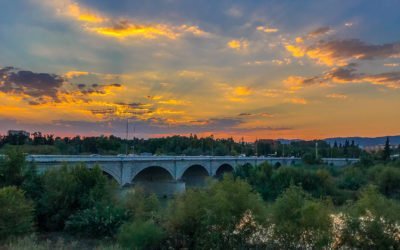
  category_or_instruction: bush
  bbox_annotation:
[338,186,400,249]
[123,188,161,222]
[117,220,165,250]
[37,165,116,231]
[338,166,367,191]
[65,204,128,238]
[0,148,26,187]
[375,167,400,199]
[270,185,332,249]
[0,187,34,240]
[165,175,267,249]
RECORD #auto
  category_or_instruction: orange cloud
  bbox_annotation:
[285,45,305,57]
[43,0,209,40]
[233,86,252,96]
[256,26,279,33]
[227,39,249,51]
[64,70,90,79]
[67,2,105,23]
[286,39,400,66]
[384,63,399,67]
[287,98,308,105]
[158,99,190,105]
[90,22,179,39]
[326,93,348,99]
[283,76,307,91]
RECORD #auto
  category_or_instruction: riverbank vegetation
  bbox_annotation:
[0,148,399,249]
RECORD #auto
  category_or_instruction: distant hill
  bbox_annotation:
[324,135,400,147]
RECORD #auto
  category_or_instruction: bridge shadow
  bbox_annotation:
[216,163,234,179]
[132,166,184,197]
[181,164,209,188]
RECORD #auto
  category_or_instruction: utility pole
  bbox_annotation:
[315,142,319,159]
[132,125,136,155]
[255,138,258,156]
[125,118,129,155]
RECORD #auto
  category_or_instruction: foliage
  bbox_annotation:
[65,203,128,238]
[0,132,364,158]
[269,185,333,249]
[117,220,165,250]
[338,166,368,191]
[302,152,322,165]
[0,187,34,240]
[382,137,391,161]
[338,186,400,249]
[123,188,161,221]
[0,148,26,187]
[235,163,337,202]
[37,165,116,231]
[165,175,267,249]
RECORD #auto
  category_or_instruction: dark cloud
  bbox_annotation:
[77,83,86,89]
[309,39,400,61]
[76,82,122,95]
[294,63,400,88]
[0,67,64,102]
[90,102,153,117]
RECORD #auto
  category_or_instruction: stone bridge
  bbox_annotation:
[25,155,358,195]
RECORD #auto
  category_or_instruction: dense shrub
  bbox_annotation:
[117,220,165,250]
[0,148,26,187]
[165,175,267,249]
[338,166,368,191]
[65,204,128,238]
[37,165,116,231]
[376,167,400,199]
[270,186,333,249]
[338,186,400,249]
[0,187,34,240]
[123,189,161,221]
[236,163,336,201]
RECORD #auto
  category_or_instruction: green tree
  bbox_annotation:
[382,137,391,161]
[123,188,161,222]
[117,220,165,250]
[270,186,333,249]
[339,186,400,249]
[0,187,34,240]
[37,165,116,231]
[0,148,26,187]
[65,203,128,238]
[165,175,267,249]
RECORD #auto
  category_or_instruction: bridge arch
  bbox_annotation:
[180,164,210,188]
[215,163,234,178]
[88,164,121,185]
[132,166,174,183]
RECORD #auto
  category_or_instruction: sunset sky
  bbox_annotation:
[1,0,399,140]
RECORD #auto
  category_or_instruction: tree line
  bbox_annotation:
[0,132,378,160]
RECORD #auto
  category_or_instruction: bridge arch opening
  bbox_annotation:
[181,164,209,188]
[274,162,282,168]
[101,170,119,184]
[132,166,180,197]
[132,166,174,183]
[216,163,234,179]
